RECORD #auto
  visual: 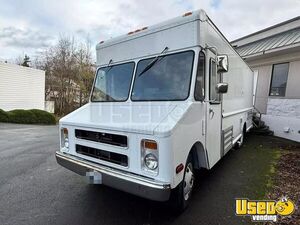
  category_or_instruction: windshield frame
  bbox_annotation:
[90,61,136,103]
[130,50,195,102]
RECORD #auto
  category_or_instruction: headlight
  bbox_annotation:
[144,153,158,170]
[141,139,158,174]
[61,128,69,151]
[64,138,69,148]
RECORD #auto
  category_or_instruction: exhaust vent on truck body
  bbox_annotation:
[75,129,127,147]
[76,144,128,167]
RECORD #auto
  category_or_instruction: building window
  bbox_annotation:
[269,63,289,96]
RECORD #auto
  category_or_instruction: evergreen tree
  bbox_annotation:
[22,54,30,67]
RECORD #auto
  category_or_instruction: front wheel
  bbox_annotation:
[183,162,194,202]
[169,155,195,213]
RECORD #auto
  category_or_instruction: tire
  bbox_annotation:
[169,154,195,213]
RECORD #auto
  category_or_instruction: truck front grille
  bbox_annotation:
[75,129,127,147]
[76,144,128,167]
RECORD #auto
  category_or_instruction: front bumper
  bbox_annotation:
[55,151,171,201]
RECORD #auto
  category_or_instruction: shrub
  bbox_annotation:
[0,109,9,122]
[8,109,38,124]
[0,108,56,125]
[29,109,56,125]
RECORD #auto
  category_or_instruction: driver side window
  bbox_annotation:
[209,58,221,102]
[194,52,205,101]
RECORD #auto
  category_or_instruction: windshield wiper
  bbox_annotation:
[104,59,113,73]
[138,47,169,77]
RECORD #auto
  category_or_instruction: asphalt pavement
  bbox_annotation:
[0,123,281,225]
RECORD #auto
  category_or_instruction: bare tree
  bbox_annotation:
[75,39,95,107]
[35,36,95,116]
[14,55,23,66]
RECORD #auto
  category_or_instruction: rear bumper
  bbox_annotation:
[55,151,171,201]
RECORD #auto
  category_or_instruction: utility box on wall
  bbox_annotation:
[0,62,45,111]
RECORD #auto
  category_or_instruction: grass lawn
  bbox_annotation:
[233,134,300,224]
[153,134,299,225]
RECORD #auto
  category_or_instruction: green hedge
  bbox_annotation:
[0,109,56,125]
[0,109,9,122]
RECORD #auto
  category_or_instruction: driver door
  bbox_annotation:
[205,50,222,168]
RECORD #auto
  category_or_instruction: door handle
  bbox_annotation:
[209,108,214,119]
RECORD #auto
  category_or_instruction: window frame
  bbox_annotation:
[209,57,221,104]
[194,51,206,101]
[269,62,289,97]
[91,61,136,102]
[130,50,195,102]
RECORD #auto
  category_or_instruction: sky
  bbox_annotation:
[0,0,300,62]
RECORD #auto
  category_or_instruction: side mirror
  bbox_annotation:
[216,83,228,94]
[217,55,228,73]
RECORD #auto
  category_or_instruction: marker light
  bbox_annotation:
[128,27,148,35]
[176,163,184,174]
[183,12,193,17]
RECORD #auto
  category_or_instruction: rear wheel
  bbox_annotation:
[170,154,195,213]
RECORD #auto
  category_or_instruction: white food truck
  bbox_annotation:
[56,9,253,211]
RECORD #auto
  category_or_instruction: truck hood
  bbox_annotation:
[60,102,191,136]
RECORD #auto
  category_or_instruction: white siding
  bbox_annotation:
[262,98,300,142]
[0,62,45,111]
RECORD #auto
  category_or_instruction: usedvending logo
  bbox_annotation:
[235,197,295,222]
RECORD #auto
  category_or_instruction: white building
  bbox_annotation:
[232,17,300,142]
[0,62,45,111]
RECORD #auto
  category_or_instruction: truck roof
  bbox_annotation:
[95,9,251,72]
[96,9,206,50]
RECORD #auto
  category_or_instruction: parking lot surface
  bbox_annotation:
[0,123,285,225]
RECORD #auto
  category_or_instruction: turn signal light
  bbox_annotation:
[142,140,157,150]
[63,128,68,136]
